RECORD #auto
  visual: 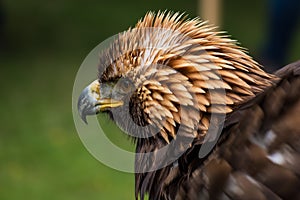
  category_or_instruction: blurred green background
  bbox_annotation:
[0,0,299,199]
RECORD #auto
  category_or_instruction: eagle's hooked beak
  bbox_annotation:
[77,80,124,124]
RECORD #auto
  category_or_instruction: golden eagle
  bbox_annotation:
[77,12,300,200]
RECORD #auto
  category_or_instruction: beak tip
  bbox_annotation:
[78,104,88,125]
[81,115,88,124]
[77,88,90,125]
[78,108,88,124]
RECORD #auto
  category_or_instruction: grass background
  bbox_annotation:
[0,0,299,199]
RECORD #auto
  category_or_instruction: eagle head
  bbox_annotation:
[78,11,273,145]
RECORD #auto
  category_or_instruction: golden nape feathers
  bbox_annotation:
[77,11,300,200]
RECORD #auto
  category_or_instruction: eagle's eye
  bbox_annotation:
[115,77,134,94]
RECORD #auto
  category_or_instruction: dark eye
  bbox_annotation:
[117,78,134,94]
[122,80,130,89]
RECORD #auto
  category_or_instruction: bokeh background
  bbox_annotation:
[1,0,299,199]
